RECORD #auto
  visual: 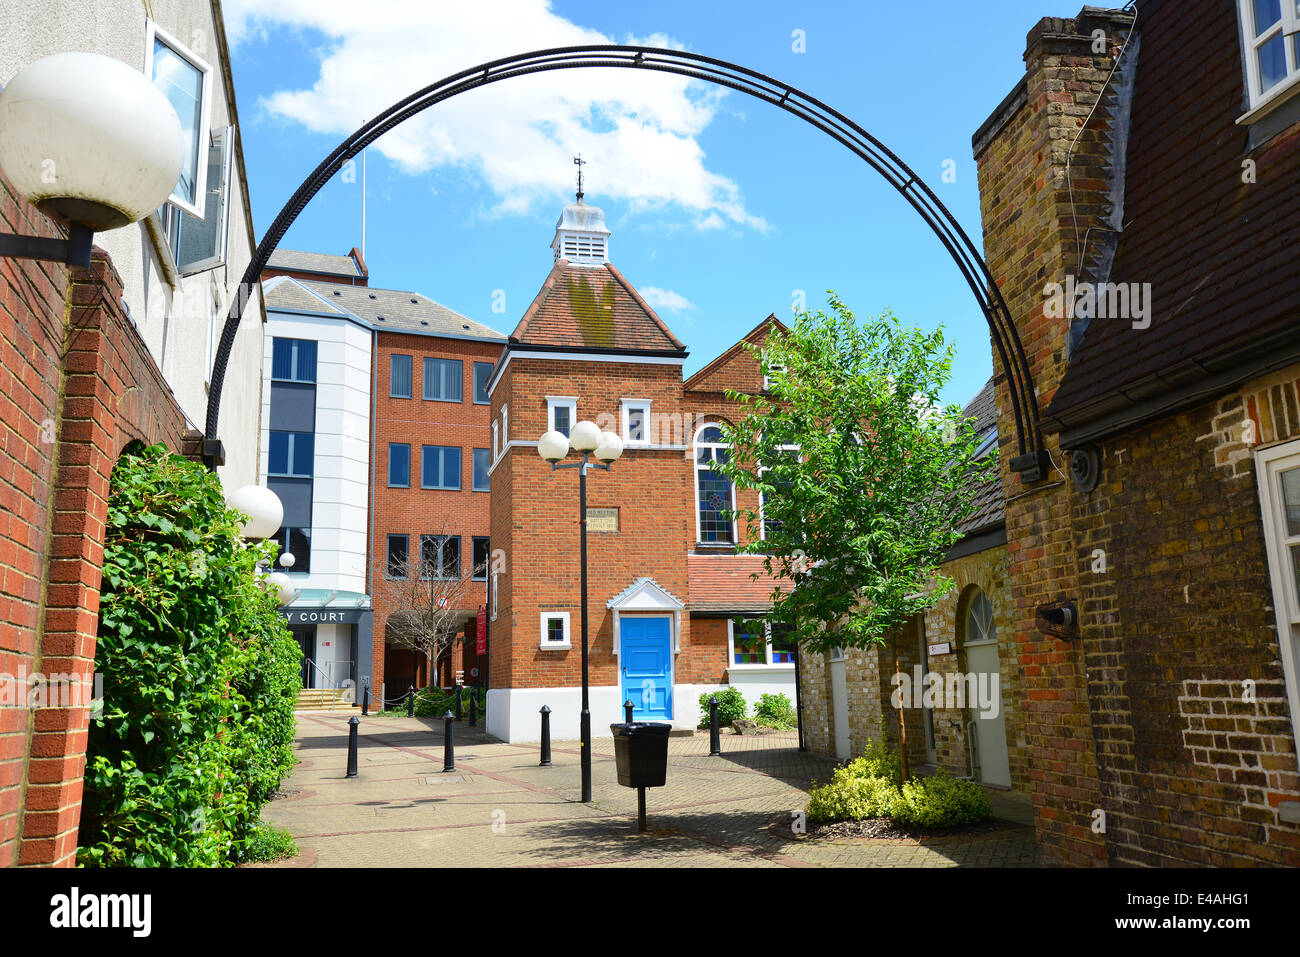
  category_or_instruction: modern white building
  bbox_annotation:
[0,0,265,489]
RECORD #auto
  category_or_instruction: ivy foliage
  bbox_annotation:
[721,295,993,652]
[77,445,300,867]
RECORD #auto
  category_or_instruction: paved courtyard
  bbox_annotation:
[257,712,1041,868]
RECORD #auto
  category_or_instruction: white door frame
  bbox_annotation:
[1255,439,1300,763]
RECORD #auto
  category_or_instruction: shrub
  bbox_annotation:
[754,692,796,729]
[236,821,298,864]
[78,445,299,867]
[807,775,899,824]
[698,687,747,728]
[889,771,993,829]
[838,737,903,786]
[378,684,485,718]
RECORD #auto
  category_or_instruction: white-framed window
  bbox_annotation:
[694,423,735,545]
[146,20,214,219]
[1237,0,1300,113]
[762,359,787,392]
[727,618,796,668]
[491,420,499,461]
[490,572,499,621]
[539,611,571,650]
[621,398,652,446]
[1256,438,1300,760]
[501,404,509,445]
[547,396,577,438]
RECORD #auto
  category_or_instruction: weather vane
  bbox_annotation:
[573,153,586,202]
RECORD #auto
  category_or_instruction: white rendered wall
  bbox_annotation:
[260,309,372,596]
[0,0,264,491]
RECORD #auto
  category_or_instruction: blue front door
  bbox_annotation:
[621,617,672,720]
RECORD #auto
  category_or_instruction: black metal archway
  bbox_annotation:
[206,45,1047,481]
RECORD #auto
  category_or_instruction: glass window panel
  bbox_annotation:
[698,469,734,543]
[1254,0,1283,35]
[1283,467,1300,536]
[390,355,413,398]
[1259,32,1288,90]
[700,427,724,443]
[473,449,490,491]
[389,443,410,487]
[472,537,490,580]
[290,432,313,476]
[419,535,437,580]
[628,407,645,441]
[176,128,228,273]
[733,619,766,664]
[547,618,566,643]
[440,536,460,579]
[423,358,463,401]
[474,362,493,404]
[554,405,572,437]
[268,431,290,475]
[151,38,203,207]
[770,624,795,664]
[1291,544,1300,605]
[387,535,409,578]
[271,339,294,380]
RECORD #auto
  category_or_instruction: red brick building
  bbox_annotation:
[972,1,1300,865]
[485,198,795,741]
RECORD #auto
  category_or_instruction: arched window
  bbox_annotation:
[694,424,735,544]
[965,589,996,644]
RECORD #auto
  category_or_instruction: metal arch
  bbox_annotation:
[207,45,1047,480]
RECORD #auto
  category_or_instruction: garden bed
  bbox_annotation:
[770,813,1028,843]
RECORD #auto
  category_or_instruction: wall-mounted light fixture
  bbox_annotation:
[0,52,183,267]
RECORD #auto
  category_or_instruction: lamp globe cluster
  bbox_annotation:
[536,420,623,464]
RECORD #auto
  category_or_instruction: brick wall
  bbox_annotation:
[370,332,499,696]
[1,170,193,867]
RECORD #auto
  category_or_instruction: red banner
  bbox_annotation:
[477,604,487,654]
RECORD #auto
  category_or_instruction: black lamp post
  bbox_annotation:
[537,420,624,803]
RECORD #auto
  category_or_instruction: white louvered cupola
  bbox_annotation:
[551,199,611,266]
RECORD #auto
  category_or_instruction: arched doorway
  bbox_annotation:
[962,587,1010,787]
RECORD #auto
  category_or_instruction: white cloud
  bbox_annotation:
[223,0,767,231]
[640,286,696,314]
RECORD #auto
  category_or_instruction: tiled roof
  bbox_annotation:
[511,260,686,352]
[264,276,505,341]
[688,555,791,613]
[266,248,365,279]
[955,377,1005,537]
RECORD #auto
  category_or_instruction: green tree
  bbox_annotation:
[720,295,991,654]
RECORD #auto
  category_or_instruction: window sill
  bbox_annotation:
[539,641,572,651]
[728,664,796,673]
[1237,76,1300,125]
[422,397,465,404]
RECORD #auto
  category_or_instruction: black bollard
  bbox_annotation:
[346,715,360,777]
[637,786,647,832]
[539,705,552,767]
[455,684,463,721]
[624,699,635,724]
[709,695,721,756]
[468,690,478,727]
[361,686,369,716]
[442,710,456,772]
[407,685,415,717]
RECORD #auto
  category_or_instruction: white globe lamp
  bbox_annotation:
[570,420,601,453]
[595,430,623,463]
[228,485,284,540]
[537,430,570,463]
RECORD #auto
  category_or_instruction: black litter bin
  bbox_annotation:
[610,721,671,788]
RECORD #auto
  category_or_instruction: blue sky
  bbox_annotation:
[226,0,1057,407]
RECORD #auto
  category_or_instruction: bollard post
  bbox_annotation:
[407,685,415,717]
[442,711,456,772]
[709,695,721,756]
[455,684,463,721]
[624,699,635,724]
[539,705,552,767]
[346,715,360,777]
[638,786,647,832]
[469,690,478,727]
[361,686,369,716]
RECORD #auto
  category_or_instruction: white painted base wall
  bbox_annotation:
[485,672,798,742]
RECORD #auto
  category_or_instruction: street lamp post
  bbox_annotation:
[537,421,623,803]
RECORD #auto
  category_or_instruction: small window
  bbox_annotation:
[423,357,464,402]
[762,358,787,392]
[548,397,576,438]
[271,338,317,383]
[492,421,500,461]
[731,618,767,665]
[490,572,499,621]
[268,431,313,477]
[471,537,491,581]
[390,354,413,398]
[172,126,233,275]
[539,611,571,649]
[1237,0,1300,111]
[421,445,462,490]
[622,399,651,446]
[386,534,409,578]
[473,448,490,492]
[146,21,213,218]
[965,589,997,645]
[388,443,411,488]
[473,362,493,404]
[694,423,735,544]
[420,534,461,580]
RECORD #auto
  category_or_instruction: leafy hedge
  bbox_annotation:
[697,687,747,728]
[77,445,300,867]
[805,739,991,829]
[378,684,486,718]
